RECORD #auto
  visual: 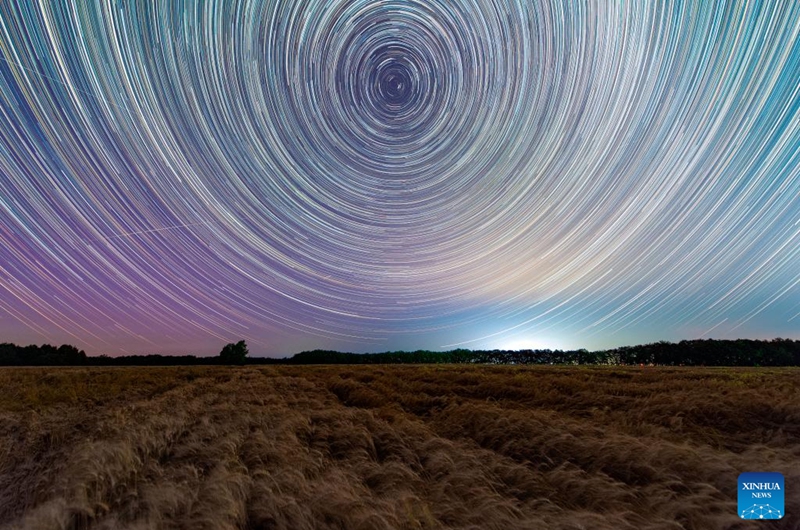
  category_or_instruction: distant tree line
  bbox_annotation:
[0,343,88,366]
[283,339,800,366]
[0,338,798,367]
[592,338,799,367]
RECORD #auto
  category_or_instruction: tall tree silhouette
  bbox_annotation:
[219,340,248,365]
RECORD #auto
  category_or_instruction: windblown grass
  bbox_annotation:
[1,365,797,529]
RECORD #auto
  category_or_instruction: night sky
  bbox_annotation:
[1,2,799,357]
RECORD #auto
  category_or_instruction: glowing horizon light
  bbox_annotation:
[495,337,564,352]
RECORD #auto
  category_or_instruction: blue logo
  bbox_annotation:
[738,472,784,520]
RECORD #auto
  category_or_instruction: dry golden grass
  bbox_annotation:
[1,365,798,529]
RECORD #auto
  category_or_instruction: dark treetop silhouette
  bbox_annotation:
[1,339,799,367]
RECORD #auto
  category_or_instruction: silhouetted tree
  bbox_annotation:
[219,340,249,365]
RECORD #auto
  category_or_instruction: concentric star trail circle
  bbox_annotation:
[0,1,798,355]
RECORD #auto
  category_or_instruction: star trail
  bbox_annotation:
[1,1,798,356]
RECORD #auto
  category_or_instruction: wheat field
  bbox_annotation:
[1,365,798,530]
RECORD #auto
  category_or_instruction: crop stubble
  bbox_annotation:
[1,365,798,529]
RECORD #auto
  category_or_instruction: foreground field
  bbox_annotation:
[1,365,798,530]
